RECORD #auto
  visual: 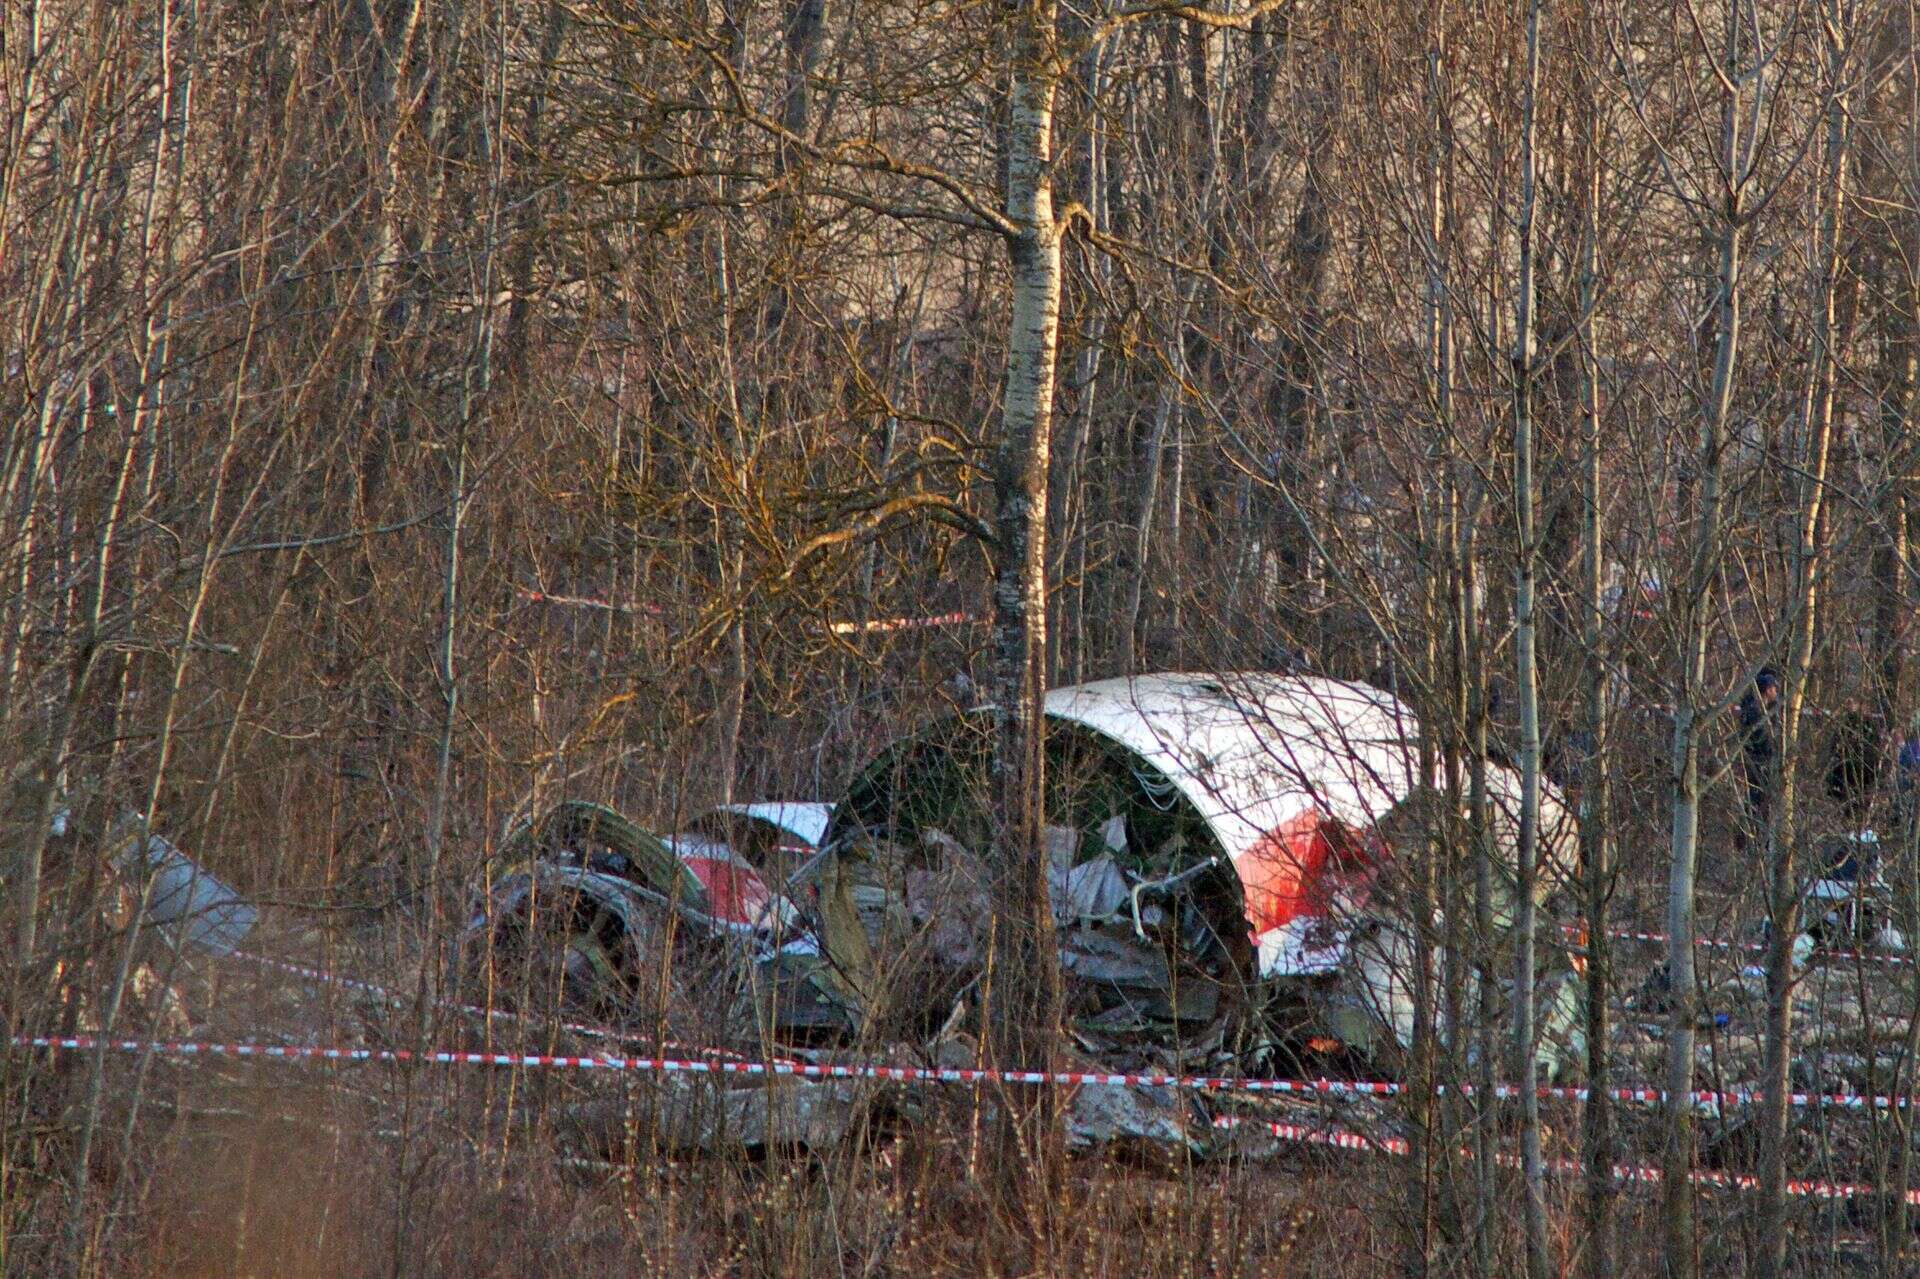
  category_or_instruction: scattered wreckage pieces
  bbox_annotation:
[790,672,1588,1079]
[563,1077,873,1156]
[1063,1082,1210,1158]
[554,1041,1207,1160]
[799,689,1254,1056]
[461,800,819,1034]
[106,813,258,957]
[685,801,834,892]
[457,671,1594,1156]
[6,811,265,1045]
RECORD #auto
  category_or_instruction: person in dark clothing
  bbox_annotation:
[1738,668,1781,835]
[1891,714,1920,854]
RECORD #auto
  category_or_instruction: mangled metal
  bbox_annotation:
[461,799,820,1023]
[564,1078,871,1154]
[778,672,1586,1076]
[109,814,258,956]
[464,671,1591,1153]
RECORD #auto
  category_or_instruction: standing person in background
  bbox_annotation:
[1738,668,1781,843]
[1892,715,1920,946]
[1895,714,1920,841]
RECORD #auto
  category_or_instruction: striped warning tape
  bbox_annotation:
[1580,925,1913,969]
[15,1036,632,1070]
[515,589,664,617]
[9,1034,1396,1087]
[20,1035,1906,1204]
[226,950,786,1065]
[1213,1117,1920,1205]
[828,611,982,636]
[14,1032,1920,1113]
[515,588,978,638]
[1598,927,1759,954]
[13,1035,1913,1204]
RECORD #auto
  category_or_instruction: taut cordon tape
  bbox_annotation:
[515,588,981,638]
[1212,1117,1920,1206]
[225,950,788,1065]
[1586,924,1912,968]
[15,1032,1920,1112]
[16,1036,1917,1206]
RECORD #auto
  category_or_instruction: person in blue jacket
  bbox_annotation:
[1737,668,1781,837]
[1895,712,1920,839]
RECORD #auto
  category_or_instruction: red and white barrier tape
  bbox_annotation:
[516,589,665,617]
[517,589,979,638]
[17,1030,1920,1113]
[226,950,782,1065]
[232,949,622,1042]
[13,1034,1397,1089]
[1593,925,1913,969]
[1214,1117,1920,1206]
[1598,927,1756,954]
[22,1035,1908,1203]
[15,1035,645,1071]
[828,611,982,636]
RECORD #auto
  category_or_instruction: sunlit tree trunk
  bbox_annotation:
[987,0,1066,1234]
[1508,3,1550,1274]
[1757,10,1847,1269]
[1662,11,1747,1264]
[1575,12,1614,1270]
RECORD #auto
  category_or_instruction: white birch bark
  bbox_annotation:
[986,0,1066,1206]
[1509,3,1550,1274]
[1577,16,1614,1271]
[1662,9,1746,1260]
[1757,11,1847,1270]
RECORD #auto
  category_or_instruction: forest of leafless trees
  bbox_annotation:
[6,0,1920,1273]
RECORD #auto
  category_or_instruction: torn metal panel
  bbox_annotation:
[664,834,799,933]
[814,717,1246,1054]
[1065,1083,1206,1155]
[1318,919,1587,1081]
[705,802,833,851]
[812,671,1586,1065]
[109,819,257,956]
[501,801,702,903]
[464,800,824,1031]
[1037,674,1578,976]
[686,802,835,893]
[1050,850,1131,925]
[482,802,809,944]
[564,1078,868,1153]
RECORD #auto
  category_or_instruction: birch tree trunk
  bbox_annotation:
[1662,18,1746,1263]
[1421,27,1475,1256]
[1508,5,1550,1275]
[1757,14,1847,1269]
[1576,19,1614,1272]
[986,0,1066,1229]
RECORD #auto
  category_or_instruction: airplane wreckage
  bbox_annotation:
[462,673,1590,1086]
[59,673,1913,1157]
